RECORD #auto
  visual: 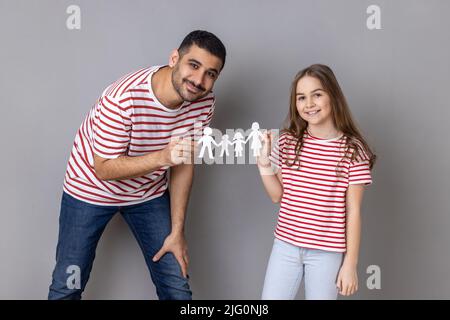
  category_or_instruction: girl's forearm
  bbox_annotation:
[257,164,283,203]
[343,209,361,266]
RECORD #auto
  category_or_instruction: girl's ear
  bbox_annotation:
[169,49,180,68]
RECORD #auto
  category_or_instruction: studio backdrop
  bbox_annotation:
[1,0,449,299]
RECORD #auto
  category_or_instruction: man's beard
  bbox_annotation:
[171,65,208,102]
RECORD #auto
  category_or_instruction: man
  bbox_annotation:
[48,30,226,300]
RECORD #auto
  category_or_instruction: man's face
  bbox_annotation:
[171,44,223,102]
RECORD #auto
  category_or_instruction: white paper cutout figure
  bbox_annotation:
[245,122,265,157]
[196,122,267,161]
[217,134,233,157]
[232,132,246,157]
[197,127,219,159]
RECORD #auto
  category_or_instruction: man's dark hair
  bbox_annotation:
[178,30,226,70]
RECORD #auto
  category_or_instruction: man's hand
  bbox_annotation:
[152,232,189,278]
[160,136,196,167]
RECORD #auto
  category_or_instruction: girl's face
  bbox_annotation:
[296,76,333,127]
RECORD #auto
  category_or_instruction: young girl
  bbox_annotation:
[257,64,376,300]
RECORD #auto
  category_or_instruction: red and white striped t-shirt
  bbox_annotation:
[63,66,215,206]
[269,131,372,252]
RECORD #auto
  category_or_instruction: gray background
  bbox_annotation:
[1,0,449,299]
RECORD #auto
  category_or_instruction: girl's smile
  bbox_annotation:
[305,109,321,116]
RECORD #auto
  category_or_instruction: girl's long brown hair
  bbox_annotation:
[284,64,376,170]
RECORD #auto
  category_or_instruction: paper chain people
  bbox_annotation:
[198,122,266,159]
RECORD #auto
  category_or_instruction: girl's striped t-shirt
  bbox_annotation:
[269,131,372,252]
[63,65,215,206]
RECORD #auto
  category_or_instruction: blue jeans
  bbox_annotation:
[48,191,191,300]
[261,238,343,300]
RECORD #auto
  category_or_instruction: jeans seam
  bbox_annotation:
[285,247,302,299]
[121,212,162,296]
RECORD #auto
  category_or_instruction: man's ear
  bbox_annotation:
[169,49,180,68]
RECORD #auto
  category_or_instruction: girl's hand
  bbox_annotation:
[257,131,272,166]
[336,262,358,296]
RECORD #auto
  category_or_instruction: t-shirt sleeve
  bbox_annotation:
[348,159,373,185]
[269,133,286,169]
[91,95,132,159]
[203,100,215,128]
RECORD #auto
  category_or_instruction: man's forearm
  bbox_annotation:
[95,151,166,181]
[169,163,194,234]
